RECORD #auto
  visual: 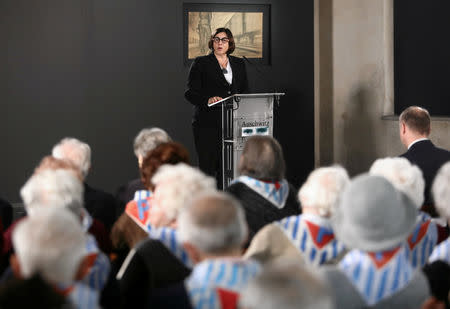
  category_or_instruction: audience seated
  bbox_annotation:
[150,191,260,309]
[320,174,430,308]
[115,163,215,308]
[428,162,450,264]
[225,135,301,242]
[52,137,118,230]
[18,169,111,306]
[399,106,450,216]
[115,127,171,212]
[11,208,94,308]
[370,157,439,267]
[240,259,334,309]
[246,166,348,266]
[111,142,189,251]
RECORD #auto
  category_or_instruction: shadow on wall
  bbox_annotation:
[342,85,378,176]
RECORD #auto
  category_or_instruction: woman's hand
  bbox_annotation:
[208,96,223,104]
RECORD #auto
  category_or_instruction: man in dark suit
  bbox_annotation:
[52,137,118,230]
[399,106,450,216]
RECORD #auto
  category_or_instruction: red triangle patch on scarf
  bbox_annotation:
[368,247,401,269]
[305,220,335,249]
[216,288,239,309]
[407,221,431,250]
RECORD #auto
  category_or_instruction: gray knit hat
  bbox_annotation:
[332,174,417,252]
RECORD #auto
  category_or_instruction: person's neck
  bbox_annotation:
[214,53,228,61]
[406,135,429,149]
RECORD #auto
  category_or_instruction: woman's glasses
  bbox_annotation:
[212,37,230,43]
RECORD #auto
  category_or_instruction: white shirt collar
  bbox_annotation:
[408,138,429,150]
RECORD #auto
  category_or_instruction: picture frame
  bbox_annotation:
[183,3,271,65]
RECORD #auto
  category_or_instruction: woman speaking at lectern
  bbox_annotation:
[185,27,248,188]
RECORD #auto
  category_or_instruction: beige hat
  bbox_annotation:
[244,223,305,265]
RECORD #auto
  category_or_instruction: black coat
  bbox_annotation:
[400,140,450,208]
[225,182,301,242]
[185,53,248,127]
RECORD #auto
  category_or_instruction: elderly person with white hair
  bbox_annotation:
[116,163,216,308]
[245,166,348,266]
[319,174,430,309]
[428,162,450,264]
[17,168,111,308]
[370,157,438,268]
[240,259,334,309]
[225,136,301,242]
[116,127,171,209]
[52,137,118,230]
[11,208,96,308]
[149,191,260,309]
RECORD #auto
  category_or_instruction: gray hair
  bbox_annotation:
[432,162,450,221]
[369,157,425,208]
[133,128,171,158]
[239,259,333,309]
[151,163,216,221]
[298,165,349,217]
[20,169,84,218]
[238,136,285,181]
[12,208,87,285]
[52,137,91,179]
[178,191,248,254]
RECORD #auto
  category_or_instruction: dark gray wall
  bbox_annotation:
[0,0,314,202]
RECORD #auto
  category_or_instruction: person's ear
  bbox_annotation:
[74,255,93,281]
[183,242,202,264]
[10,254,22,279]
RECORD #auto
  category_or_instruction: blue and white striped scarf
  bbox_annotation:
[133,189,152,201]
[233,176,290,209]
[429,237,450,263]
[148,225,194,268]
[276,214,345,266]
[339,245,414,306]
[68,283,100,309]
[185,258,261,309]
[405,217,437,268]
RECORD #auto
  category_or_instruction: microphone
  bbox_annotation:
[242,56,280,106]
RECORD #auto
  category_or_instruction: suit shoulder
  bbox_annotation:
[230,55,245,64]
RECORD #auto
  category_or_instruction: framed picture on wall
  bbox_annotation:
[183,3,271,65]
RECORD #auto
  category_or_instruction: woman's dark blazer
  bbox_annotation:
[185,53,248,127]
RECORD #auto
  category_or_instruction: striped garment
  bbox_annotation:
[429,237,450,263]
[81,209,111,290]
[148,225,194,268]
[339,245,414,306]
[125,196,153,230]
[405,217,437,268]
[133,189,152,201]
[232,176,289,208]
[68,283,100,309]
[83,234,111,291]
[185,258,261,309]
[275,214,345,266]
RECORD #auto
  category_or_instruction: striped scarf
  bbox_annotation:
[233,176,289,209]
[125,196,153,230]
[276,214,345,266]
[185,258,261,309]
[133,189,152,201]
[83,234,111,291]
[148,225,194,268]
[339,245,414,306]
[429,237,450,263]
[405,217,437,268]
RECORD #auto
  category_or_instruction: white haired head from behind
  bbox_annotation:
[52,137,91,179]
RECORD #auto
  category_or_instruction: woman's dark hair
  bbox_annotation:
[208,27,235,55]
[140,142,190,190]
